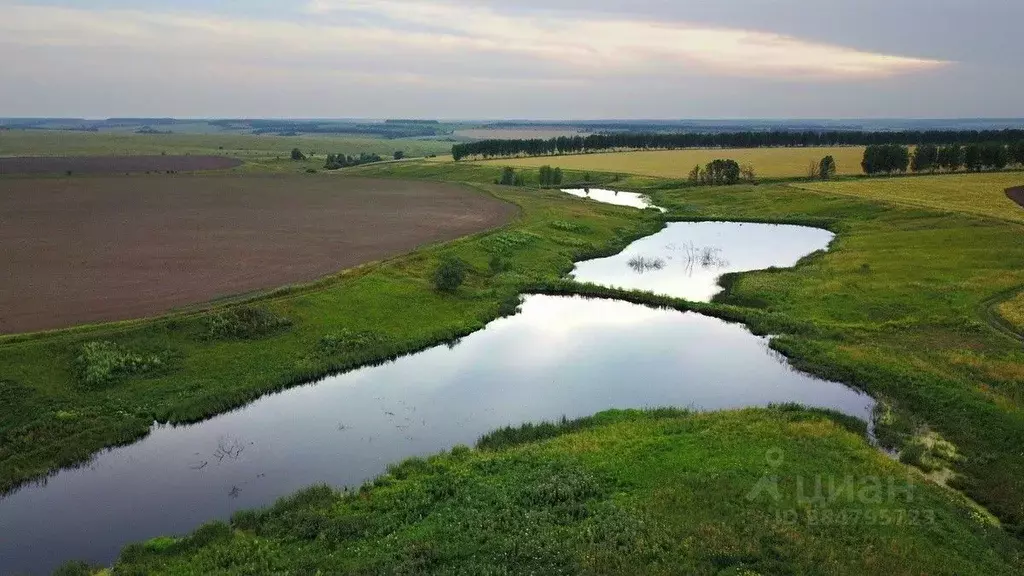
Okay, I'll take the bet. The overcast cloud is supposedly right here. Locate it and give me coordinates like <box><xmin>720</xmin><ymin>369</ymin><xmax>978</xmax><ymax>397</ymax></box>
<box><xmin>0</xmin><ymin>0</ymin><xmax>1019</xmax><ymax>118</ymax></box>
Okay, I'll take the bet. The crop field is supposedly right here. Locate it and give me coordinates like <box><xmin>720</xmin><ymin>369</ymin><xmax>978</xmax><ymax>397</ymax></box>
<box><xmin>0</xmin><ymin>155</ymin><xmax>241</xmax><ymax>175</ymax></box>
<box><xmin>0</xmin><ymin>175</ymin><xmax>516</xmax><ymax>334</ymax></box>
<box><xmin>473</xmin><ymin>146</ymin><xmax>866</xmax><ymax>179</ymax></box>
<box><xmin>0</xmin><ymin>130</ymin><xmax>452</xmax><ymax>159</ymax></box>
<box><xmin>796</xmin><ymin>173</ymin><xmax>1024</xmax><ymax>224</ymax></box>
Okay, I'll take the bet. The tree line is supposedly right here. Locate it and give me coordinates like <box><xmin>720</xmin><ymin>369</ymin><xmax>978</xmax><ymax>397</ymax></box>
<box><xmin>323</xmin><ymin>152</ymin><xmax>383</xmax><ymax>170</ymax></box>
<box><xmin>452</xmin><ymin>130</ymin><xmax>1024</xmax><ymax>161</ymax></box>
<box><xmin>862</xmin><ymin>142</ymin><xmax>1024</xmax><ymax>175</ymax></box>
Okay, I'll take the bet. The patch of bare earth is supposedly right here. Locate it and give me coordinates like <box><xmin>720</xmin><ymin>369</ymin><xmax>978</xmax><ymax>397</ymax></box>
<box><xmin>1006</xmin><ymin>186</ymin><xmax>1024</xmax><ymax>209</ymax></box>
<box><xmin>0</xmin><ymin>175</ymin><xmax>517</xmax><ymax>334</ymax></box>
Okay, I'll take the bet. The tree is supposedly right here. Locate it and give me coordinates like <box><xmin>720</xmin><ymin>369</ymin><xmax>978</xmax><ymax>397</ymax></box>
<box><xmin>552</xmin><ymin>167</ymin><xmax>563</xmax><ymax>185</ymax></box>
<box><xmin>433</xmin><ymin>256</ymin><xmax>467</xmax><ymax>292</ymax></box>
<box><xmin>910</xmin><ymin>144</ymin><xmax>938</xmax><ymax>173</ymax></box>
<box><xmin>393</xmin><ymin>151</ymin><xmax>405</xmax><ymax>160</ymax></box>
<box><xmin>498</xmin><ymin>167</ymin><xmax>517</xmax><ymax>186</ymax></box>
<box><xmin>963</xmin><ymin>144</ymin><xmax>983</xmax><ymax>172</ymax></box>
<box><xmin>688</xmin><ymin>164</ymin><xmax>701</xmax><ymax>184</ymax></box>
<box><xmin>937</xmin><ymin>144</ymin><xmax>963</xmax><ymax>172</ymax></box>
<box><xmin>740</xmin><ymin>164</ymin><xmax>756</xmax><ymax>183</ymax></box>
<box><xmin>1011</xmin><ymin>141</ymin><xmax>1024</xmax><ymax>166</ymax></box>
<box><xmin>703</xmin><ymin>159</ymin><xmax>741</xmax><ymax>185</ymax></box>
<box><xmin>861</xmin><ymin>145</ymin><xmax>909</xmax><ymax>175</ymax></box>
<box><xmin>290</xmin><ymin>148</ymin><xmax>306</xmax><ymax>161</ymax></box>
<box><xmin>818</xmin><ymin>155</ymin><xmax>837</xmax><ymax>179</ymax></box>
<box><xmin>979</xmin><ymin>143</ymin><xmax>1009</xmax><ymax>170</ymax></box>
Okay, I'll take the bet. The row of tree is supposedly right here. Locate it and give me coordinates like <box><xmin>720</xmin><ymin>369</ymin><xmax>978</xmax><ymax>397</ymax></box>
<box><xmin>324</xmin><ymin>152</ymin><xmax>383</xmax><ymax>170</ymax></box>
<box><xmin>452</xmin><ymin>130</ymin><xmax>1024</xmax><ymax>161</ymax></box>
<box><xmin>862</xmin><ymin>142</ymin><xmax>1024</xmax><ymax>175</ymax></box>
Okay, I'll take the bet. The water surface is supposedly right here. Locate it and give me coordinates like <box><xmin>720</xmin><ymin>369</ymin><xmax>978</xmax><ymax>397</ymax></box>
<box><xmin>561</xmin><ymin>187</ymin><xmax>663</xmax><ymax>211</ymax></box>
<box><xmin>0</xmin><ymin>296</ymin><xmax>872</xmax><ymax>574</ymax></box>
<box><xmin>572</xmin><ymin>221</ymin><xmax>834</xmax><ymax>302</ymax></box>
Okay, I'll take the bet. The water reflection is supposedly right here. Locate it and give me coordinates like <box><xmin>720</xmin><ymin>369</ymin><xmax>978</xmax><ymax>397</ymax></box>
<box><xmin>0</xmin><ymin>295</ymin><xmax>872</xmax><ymax>575</ymax></box>
<box><xmin>573</xmin><ymin>221</ymin><xmax>834</xmax><ymax>302</ymax></box>
<box><xmin>561</xmin><ymin>188</ymin><xmax>665</xmax><ymax>211</ymax></box>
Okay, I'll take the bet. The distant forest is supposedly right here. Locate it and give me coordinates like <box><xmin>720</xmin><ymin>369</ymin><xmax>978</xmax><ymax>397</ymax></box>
<box><xmin>451</xmin><ymin>130</ymin><xmax>1024</xmax><ymax>161</ymax></box>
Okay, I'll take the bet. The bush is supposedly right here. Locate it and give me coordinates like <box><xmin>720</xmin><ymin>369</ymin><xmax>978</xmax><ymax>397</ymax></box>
<box><xmin>489</xmin><ymin>254</ymin><xmax>507</xmax><ymax>275</ymax></box>
<box><xmin>207</xmin><ymin>307</ymin><xmax>292</xmax><ymax>340</ymax></box>
<box><xmin>75</xmin><ymin>341</ymin><xmax>164</xmax><ymax>388</ymax></box>
<box><xmin>433</xmin><ymin>256</ymin><xmax>468</xmax><ymax>292</ymax></box>
<box><xmin>290</xmin><ymin>148</ymin><xmax>306</xmax><ymax>161</ymax></box>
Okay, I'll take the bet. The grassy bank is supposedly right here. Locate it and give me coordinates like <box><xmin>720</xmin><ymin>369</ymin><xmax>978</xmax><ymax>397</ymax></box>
<box><xmin>611</xmin><ymin>174</ymin><xmax>1024</xmax><ymax>533</ymax></box>
<box><xmin>96</xmin><ymin>408</ymin><xmax>1021</xmax><ymax>575</ymax></box>
<box><xmin>0</xmin><ymin>174</ymin><xmax>661</xmax><ymax>495</ymax></box>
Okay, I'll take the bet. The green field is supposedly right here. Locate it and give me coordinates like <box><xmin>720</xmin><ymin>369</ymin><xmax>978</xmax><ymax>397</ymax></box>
<box><xmin>0</xmin><ymin>130</ymin><xmax>452</xmax><ymax>160</ymax></box>
<box><xmin>473</xmin><ymin>146</ymin><xmax>867</xmax><ymax>179</ymax></box>
<box><xmin>3</xmin><ymin>156</ymin><xmax>1024</xmax><ymax>572</ymax></box>
<box><xmin>795</xmin><ymin>172</ymin><xmax>1024</xmax><ymax>224</ymax></box>
<box><xmin>104</xmin><ymin>408</ymin><xmax>1020</xmax><ymax>575</ymax></box>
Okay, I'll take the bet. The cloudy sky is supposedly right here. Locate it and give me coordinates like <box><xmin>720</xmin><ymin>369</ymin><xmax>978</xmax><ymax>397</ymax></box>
<box><xmin>1</xmin><ymin>0</ymin><xmax>1020</xmax><ymax>119</ymax></box>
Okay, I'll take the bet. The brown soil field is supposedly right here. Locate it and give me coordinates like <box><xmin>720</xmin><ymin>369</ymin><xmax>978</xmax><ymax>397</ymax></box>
<box><xmin>1007</xmin><ymin>186</ymin><xmax>1024</xmax><ymax>209</ymax></box>
<box><xmin>0</xmin><ymin>175</ymin><xmax>516</xmax><ymax>334</ymax></box>
<box><xmin>0</xmin><ymin>155</ymin><xmax>242</xmax><ymax>175</ymax></box>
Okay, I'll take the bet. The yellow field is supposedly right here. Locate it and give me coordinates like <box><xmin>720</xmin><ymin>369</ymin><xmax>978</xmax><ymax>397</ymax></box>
<box><xmin>796</xmin><ymin>172</ymin><xmax>1024</xmax><ymax>224</ymax></box>
<box><xmin>997</xmin><ymin>291</ymin><xmax>1024</xmax><ymax>330</ymax></box>
<box><xmin>473</xmin><ymin>146</ymin><xmax>866</xmax><ymax>179</ymax></box>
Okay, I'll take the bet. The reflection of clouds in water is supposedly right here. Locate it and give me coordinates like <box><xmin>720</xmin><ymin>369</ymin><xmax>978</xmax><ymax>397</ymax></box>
<box><xmin>574</xmin><ymin>222</ymin><xmax>833</xmax><ymax>302</ymax></box>
<box><xmin>561</xmin><ymin>188</ymin><xmax>660</xmax><ymax>211</ymax></box>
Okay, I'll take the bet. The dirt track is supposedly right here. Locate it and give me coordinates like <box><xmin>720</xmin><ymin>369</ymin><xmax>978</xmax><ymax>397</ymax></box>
<box><xmin>0</xmin><ymin>155</ymin><xmax>242</xmax><ymax>175</ymax></box>
<box><xmin>0</xmin><ymin>175</ymin><xmax>517</xmax><ymax>334</ymax></box>
<box><xmin>1007</xmin><ymin>186</ymin><xmax>1024</xmax><ymax>209</ymax></box>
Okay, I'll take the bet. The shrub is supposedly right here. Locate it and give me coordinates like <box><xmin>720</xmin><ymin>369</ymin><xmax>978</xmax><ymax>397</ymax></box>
<box><xmin>433</xmin><ymin>256</ymin><xmax>468</xmax><ymax>292</ymax></box>
<box><xmin>489</xmin><ymin>254</ymin><xmax>507</xmax><ymax>275</ymax></box>
<box><xmin>75</xmin><ymin>341</ymin><xmax>164</xmax><ymax>388</ymax></box>
<box><xmin>290</xmin><ymin>148</ymin><xmax>306</xmax><ymax>161</ymax></box>
<box><xmin>207</xmin><ymin>307</ymin><xmax>292</xmax><ymax>340</ymax></box>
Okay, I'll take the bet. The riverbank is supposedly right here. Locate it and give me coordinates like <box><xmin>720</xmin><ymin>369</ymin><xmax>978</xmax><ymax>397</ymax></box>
<box><xmin>98</xmin><ymin>408</ymin><xmax>1021</xmax><ymax>575</ymax></box>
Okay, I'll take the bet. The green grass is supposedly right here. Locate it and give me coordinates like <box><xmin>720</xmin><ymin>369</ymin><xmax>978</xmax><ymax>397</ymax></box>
<box><xmin>0</xmin><ymin>130</ymin><xmax>452</xmax><ymax>160</ymax></box>
<box><xmin>0</xmin><ymin>171</ymin><xmax>661</xmax><ymax>496</ymax></box>
<box><xmin>624</xmin><ymin>176</ymin><xmax>1024</xmax><ymax>533</ymax></box>
<box><xmin>106</xmin><ymin>408</ymin><xmax>1021</xmax><ymax>575</ymax></box>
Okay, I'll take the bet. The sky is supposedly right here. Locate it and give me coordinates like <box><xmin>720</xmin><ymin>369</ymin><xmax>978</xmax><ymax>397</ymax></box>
<box><xmin>0</xmin><ymin>0</ymin><xmax>1020</xmax><ymax>119</ymax></box>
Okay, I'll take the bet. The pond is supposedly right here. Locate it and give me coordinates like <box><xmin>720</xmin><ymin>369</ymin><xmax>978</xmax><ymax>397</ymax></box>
<box><xmin>572</xmin><ymin>221</ymin><xmax>835</xmax><ymax>302</ymax></box>
<box><xmin>0</xmin><ymin>190</ymin><xmax>870</xmax><ymax>575</ymax></box>
<box><xmin>561</xmin><ymin>187</ymin><xmax>664</xmax><ymax>211</ymax></box>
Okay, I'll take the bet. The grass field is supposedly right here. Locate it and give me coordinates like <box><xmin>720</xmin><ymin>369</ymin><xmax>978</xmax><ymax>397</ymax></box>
<box><xmin>796</xmin><ymin>172</ymin><xmax>1024</xmax><ymax>224</ymax></box>
<box><xmin>0</xmin><ymin>130</ymin><xmax>452</xmax><ymax>159</ymax></box>
<box><xmin>473</xmin><ymin>146</ymin><xmax>867</xmax><ymax>179</ymax></box>
<box><xmin>998</xmin><ymin>292</ymin><xmax>1024</xmax><ymax>331</ymax></box>
<box><xmin>102</xmin><ymin>408</ymin><xmax>1021</xmax><ymax>575</ymax></box>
